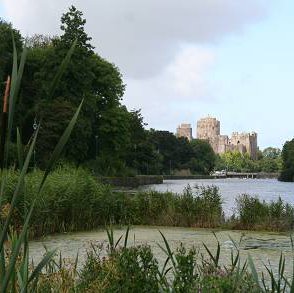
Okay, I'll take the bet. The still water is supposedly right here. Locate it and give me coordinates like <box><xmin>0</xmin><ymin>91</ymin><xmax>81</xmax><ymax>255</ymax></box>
<box><xmin>141</xmin><ymin>178</ymin><xmax>294</xmax><ymax>216</ymax></box>
<box><xmin>29</xmin><ymin>226</ymin><xmax>293</xmax><ymax>277</ymax></box>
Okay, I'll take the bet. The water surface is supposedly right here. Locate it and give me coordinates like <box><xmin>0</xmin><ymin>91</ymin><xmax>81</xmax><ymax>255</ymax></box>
<box><xmin>141</xmin><ymin>178</ymin><xmax>294</xmax><ymax>216</ymax></box>
<box><xmin>29</xmin><ymin>226</ymin><xmax>293</xmax><ymax>277</ymax></box>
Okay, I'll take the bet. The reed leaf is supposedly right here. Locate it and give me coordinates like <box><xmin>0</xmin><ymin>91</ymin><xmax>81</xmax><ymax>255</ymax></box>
<box><xmin>28</xmin><ymin>249</ymin><xmax>57</xmax><ymax>283</ymax></box>
<box><xmin>248</xmin><ymin>254</ymin><xmax>261</xmax><ymax>290</ymax></box>
<box><xmin>47</xmin><ymin>39</ymin><xmax>77</xmax><ymax>100</ymax></box>
<box><xmin>16</xmin><ymin>128</ymin><xmax>24</xmax><ymax>169</ymax></box>
<box><xmin>38</xmin><ymin>99</ymin><xmax>83</xmax><ymax>193</ymax></box>
<box><xmin>7</xmin><ymin>44</ymin><xmax>27</xmax><ymax>143</ymax></box>
<box><xmin>159</xmin><ymin>230</ymin><xmax>176</xmax><ymax>269</ymax></box>
<box><xmin>124</xmin><ymin>226</ymin><xmax>130</xmax><ymax>248</ymax></box>
<box><xmin>0</xmin><ymin>126</ymin><xmax>39</xmax><ymax>253</ymax></box>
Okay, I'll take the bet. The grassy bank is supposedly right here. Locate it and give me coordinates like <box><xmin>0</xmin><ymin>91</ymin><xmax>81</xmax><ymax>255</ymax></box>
<box><xmin>1</xmin><ymin>166</ymin><xmax>294</xmax><ymax>237</ymax></box>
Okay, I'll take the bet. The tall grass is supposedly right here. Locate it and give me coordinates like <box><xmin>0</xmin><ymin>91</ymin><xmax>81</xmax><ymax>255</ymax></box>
<box><xmin>234</xmin><ymin>194</ymin><xmax>294</xmax><ymax>231</ymax></box>
<box><xmin>1</xmin><ymin>178</ymin><xmax>224</xmax><ymax>237</ymax></box>
<box><xmin>3</xmin><ymin>170</ymin><xmax>294</xmax><ymax>238</ymax></box>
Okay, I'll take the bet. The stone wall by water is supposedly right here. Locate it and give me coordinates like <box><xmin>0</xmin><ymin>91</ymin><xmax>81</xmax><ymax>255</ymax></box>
<box><xmin>99</xmin><ymin>175</ymin><xmax>163</xmax><ymax>187</ymax></box>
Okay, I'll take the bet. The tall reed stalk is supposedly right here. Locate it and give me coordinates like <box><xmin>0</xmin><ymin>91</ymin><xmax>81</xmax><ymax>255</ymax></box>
<box><xmin>0</xmin><ymin>34</ymin><xmax>82</xmax><ymax>292</ymax></box>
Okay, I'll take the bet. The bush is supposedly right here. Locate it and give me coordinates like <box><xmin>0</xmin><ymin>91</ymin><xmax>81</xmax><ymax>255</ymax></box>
<box><xmin>234</xmin><ymin>194</ymin><xmax>294</xmax><ymax>231</ymax></box>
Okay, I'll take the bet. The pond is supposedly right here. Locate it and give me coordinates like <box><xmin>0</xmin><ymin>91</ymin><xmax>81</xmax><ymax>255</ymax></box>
<box><xmin>29</xmin><ymin>226</ymin><xmax>294</xmax><ymax>277</ymax></box>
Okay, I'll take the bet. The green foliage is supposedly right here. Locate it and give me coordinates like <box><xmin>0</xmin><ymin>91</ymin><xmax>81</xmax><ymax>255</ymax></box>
<box><xmin>147</xmin><ymin>130</ymin><xmax>216</xmax><ymax>175</ymax></box>
<box><xmin>12</xmin><ymin>6</ymin><xmax>125</xmax><ymax>169</ymax></box>
<box><xmin>0</xmin><ymin>34</ymin><xmax>82</xmax><ymax>291</ymax></box>
<box><xmin>78</xmin><ymin>245</ymin><xmax>159</xmax><ymax>292</ymax></box>
<box><xmin>1</xmin><ymin>174</ymin><xmax>224</xmax><ymax>236</ymax></box>
<box><xmin>234</xmin><ymin>194</ymin><xmax>294</xmax><ymax>230</ymax></box>
<box><xmin>279</xmin><ymin>139</ymin><xmax>294</xmax><ymax>182</ymax></box>
<box><xmin>217</xmin><ymin>151</ymin><xmax>256</xmax><ymax>172</ymax></box>
<box><xmin>216</xmin><ymin>148</ymin><xmax>282</xmax><ymax>173</ymax></box>
<box><xmin>263</xmin><ymin>147</ymin><xmax>281</xmax><ymax>159</ymax></box>
<box><xmin>188</xmin><ymin>139</ymin><xmax>216</xmax><ymax>174</ymax></box>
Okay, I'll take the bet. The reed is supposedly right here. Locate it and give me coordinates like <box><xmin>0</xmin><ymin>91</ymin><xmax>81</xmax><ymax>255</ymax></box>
<box><xmin>0</xmin><ymin>34</ymin><xmax>82</xmax><ymax>292</ymax></box>
<box><xmin>234</xmin><ymin>194</ymin><xmax>294</xmax><ymax>231</ymax></box>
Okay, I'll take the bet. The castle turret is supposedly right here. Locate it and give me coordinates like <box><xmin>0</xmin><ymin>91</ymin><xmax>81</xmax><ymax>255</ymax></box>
<box><xmin>176</xmin><ymin>123</ymin><xmax>192</xmax><ymax>141</ymax></box>
<box><xmin>197</xmin><ymin>117</ymin><xmax>220</xmax><ymax>140</ymax></box>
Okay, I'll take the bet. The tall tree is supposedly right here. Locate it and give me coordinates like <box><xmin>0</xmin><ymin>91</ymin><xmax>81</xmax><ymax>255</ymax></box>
<box><xmin>279</xmin><ymin>139</ymin><xmax>294</xmax><ymax>182</ymax></box>
<box><xmin>15</xmin><ymin>6</ymin><xmax>125</xmax><ymax>166</ymax></box>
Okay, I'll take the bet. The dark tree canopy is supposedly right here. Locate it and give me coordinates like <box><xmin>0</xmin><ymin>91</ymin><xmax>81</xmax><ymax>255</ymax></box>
<box><xmin>279</xmin><ymin>139</ymin><xmax>294</xmax><ymax>182</ymax></box>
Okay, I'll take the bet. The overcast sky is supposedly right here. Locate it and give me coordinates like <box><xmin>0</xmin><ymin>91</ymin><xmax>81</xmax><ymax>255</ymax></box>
<box><xmin>0</xmin><ymin>0</ymin><xmax>293</xmax><ymax>149</ymax></box>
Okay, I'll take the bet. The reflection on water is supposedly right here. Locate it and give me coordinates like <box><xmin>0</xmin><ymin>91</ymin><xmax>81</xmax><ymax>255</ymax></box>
<box><xmin>141</xmin><ymin>178</ymin><xmax>294</xmax><ymax>216</ymax></box>
<box><xmin>29</xmin><ymin>226</ymin><xmax>294</xmax><ymax>277</ymax></box>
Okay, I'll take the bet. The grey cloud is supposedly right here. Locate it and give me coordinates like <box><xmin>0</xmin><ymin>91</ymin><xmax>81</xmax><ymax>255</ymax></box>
<box><xmin>4</xmin><ymin>0</ymin><xmax>269</xmax><ymax>78</ymax></box>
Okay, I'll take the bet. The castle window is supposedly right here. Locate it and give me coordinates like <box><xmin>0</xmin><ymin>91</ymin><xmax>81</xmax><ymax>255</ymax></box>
<box><xmin>237</xmin><ymin>140</ymin><xmax>240</xmax><ymax>144</ymax></box>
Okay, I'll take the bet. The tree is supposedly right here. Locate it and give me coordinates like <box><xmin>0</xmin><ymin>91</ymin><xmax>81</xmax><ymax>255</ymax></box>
<box><xmin>219</xmin><ymin>151</ymin><xmax>255</xmax><ymax>172</ymax></box>
<box><xmin>262</xmin><ymin>147</ymin><xmax>281</xmax><ymax>159</ymax></box>
<box><xmin>59</xmin><ymin>5</ymin><xmax>94</xmax><ymax>53</ymax></box>
<box><xmin>188</xmin><ymin>139</ymin><xmax>216</xmax><ymax>174</ymax></box>
<box><xmin>279</xmin><ymin>139</ymin><xmax>294</xmax><ymax>182</ymax></box>
<box><xmin>147</xmin><ymin>130</ymin><xmax>187</xmax><ymax>174</ymax></box>
<box><xmin>36</xmin><ymin>98</ymin><xmax>91</xmax><ymax>166</ymax></box>
<box><xmin>13</xmin><ymin>6</ymin><xmax>125</xmax><ymax>167</ymax></box>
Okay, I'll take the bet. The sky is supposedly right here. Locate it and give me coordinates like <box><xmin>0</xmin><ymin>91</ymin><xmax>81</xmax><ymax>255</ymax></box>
<box><xmin>0</xmin><ymin>0</ymin><xmax>293</xmax><ymax>149</ymax></box>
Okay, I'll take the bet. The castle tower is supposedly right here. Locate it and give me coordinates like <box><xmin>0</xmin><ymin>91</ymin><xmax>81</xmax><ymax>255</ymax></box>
<box><xmin>230</xmin><ymin>132</ymin><xmax>258</xmax><ymax>159</ymax></box>
<box><xmin>197</xmin><ymin>117</ymin><xmax>220</xmax><ymax>140</ymax></box>
<box><xmin>176</xmin><ymin>123</ymin><xmax>192</xmax><ymax>141</ymax></box>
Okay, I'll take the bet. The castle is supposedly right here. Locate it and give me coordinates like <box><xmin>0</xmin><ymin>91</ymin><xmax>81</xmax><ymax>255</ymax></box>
<box><xmin>176</xmin><ymin>117</ymin><xmax>258</xmax><ymax>159</ymax></box>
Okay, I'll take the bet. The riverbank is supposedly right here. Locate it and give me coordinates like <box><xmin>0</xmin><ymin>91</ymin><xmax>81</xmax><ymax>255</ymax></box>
<box><xmin>1</xmin><ymin>167</ymin><xmax>293</xmax><ymax>239</ymax></box>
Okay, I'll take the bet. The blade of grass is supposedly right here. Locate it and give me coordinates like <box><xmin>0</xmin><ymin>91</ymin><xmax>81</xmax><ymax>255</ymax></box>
<box><xmin>7</xmin><ymin>45</ymin><xmax>27</xmax><ymax>143</ymax></box>
<box><xmin>0</xmin><ymin>126</ymin><xmax>39</xmax><ymax>252</ymax></box>
<box><xmin>248</xmin><ymin>254</ymin><xmax>261</xmax><ymax>290</ymax></box>
<box><xmin>17</xmin><ymin>128</ymin><xmax>24</xmax><ymax>169</ymax></box>
<box><xmin>159</xmin><ymin>230</ymin><xmax>176</xmax><ymax>269</ymax></box>
<box><xmin>28</xmin><ymin>249</ymin><xmax>57</xmax><ymax>283</ymax></box>
<box><xmin>124</xmin><ymin>226</ymin><xmax>130</xmax><ymax>248</ymax></box>
<box><xmin>38</xmin><ymin>99</ymin><xmax>83</xmax><ymax>193</ymax></box>
<box><xmin>47</xmin><ymin>39</ymin><xmax>77</xmax><ymax>100</ymax></box>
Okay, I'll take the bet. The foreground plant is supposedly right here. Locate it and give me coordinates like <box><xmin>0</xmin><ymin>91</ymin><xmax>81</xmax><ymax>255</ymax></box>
<box><xmin>0</xmin><ymin>34</ymin><xmax>82</xmax><ymax>292</ymax></box>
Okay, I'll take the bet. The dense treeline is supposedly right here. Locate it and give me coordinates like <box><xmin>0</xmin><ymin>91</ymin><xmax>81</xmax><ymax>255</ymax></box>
<box><xmin>215</xmin><ymin>147</ymin><xmax>282</xmax><ymax>173</ymax></box>
<box><xmin>0</xmin><ymin>6</ymin><xmax>216</xmax><ymax>176</ymax></box>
